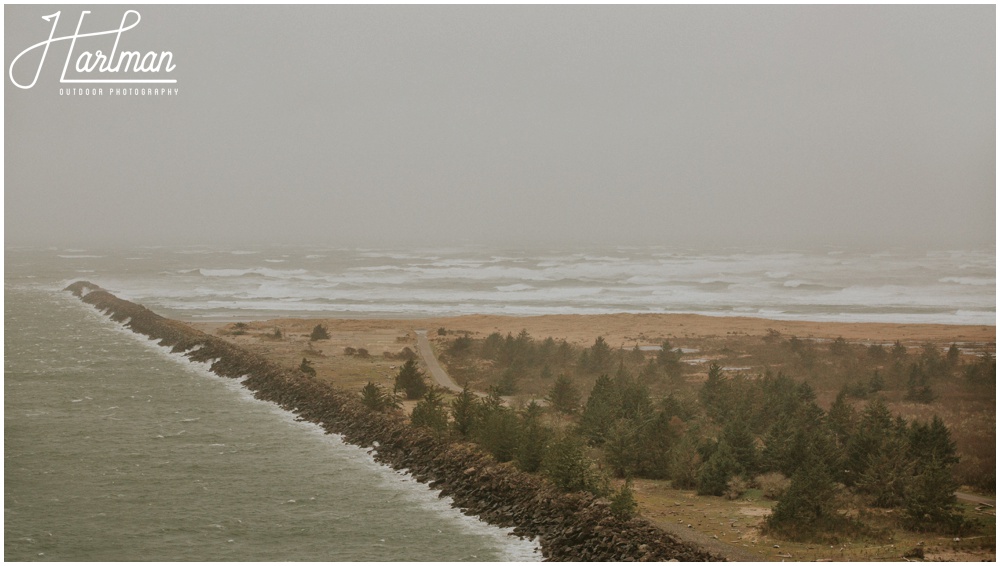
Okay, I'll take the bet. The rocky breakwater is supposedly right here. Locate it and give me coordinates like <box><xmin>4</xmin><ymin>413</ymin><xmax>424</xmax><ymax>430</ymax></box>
<box><xmin>66</xmin><ymin>281</ymin><xmax>724</xmax><ymax>562</ymax></box>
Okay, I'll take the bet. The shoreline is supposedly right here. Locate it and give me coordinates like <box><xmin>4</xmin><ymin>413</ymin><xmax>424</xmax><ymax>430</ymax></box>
<box><xmin>191</xmin><ymin>311</ymin><xmax>995</xmax><ymax>348</ymax></box>
<box><xmin>168</xmin><ymin>308</ymin><xmax>995</xmax><ymax>330</ymax></box>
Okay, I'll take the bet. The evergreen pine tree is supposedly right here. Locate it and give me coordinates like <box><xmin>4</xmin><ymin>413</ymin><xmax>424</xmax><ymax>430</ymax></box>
<box><xmin>610</xmin><ymin>478</ymin><xmax>639</xmax><ymax>519</ymax></box>
<box><xmin>765</xmin><ymin>451</ymin><xmax>841</xmax><ymax>541</ymax></box>
<box><xmin>796</xmin><ymin>381</ymin><xmax>817</xmax><ymax>403</ymax></box>
<box><xmin>474</xmin><ymin>402</ymin><xmax>520</xmax><ymax>463</ymax></box>
<box><xmin>361</xmin><ymin>381</ymin><xmax>383</xmax><ymax>410</ymax></box>
<box><xmin>902</xmin><ymin>458</ymin><xmax>965</xmax><ymax>533</ymax></box>
<box><xmin>907</xmin><ymin>416</ymin><xmax>958</xmax><ymax>468</ymax></box>
<box><xmin>394</xmin><ymin>359</ymin><xmax>428</xmax><ymax>400</ymax></box>
<box><xmin>542</xmin><ymin>431</ymin><xmax>608</xmax><ymax>496</ymax></box>
<box><xmin>579</xmin><ymin>374</ymin><xmax>622</xmax><ymax>444</ymax></box>
<box><xmin>514</xmin><ymin>401</ymin><xmax>550</xmax><ymax>473</ymax></box>
<box><xmin>540</xmin><ymin>364</ymin><xmax>553</xmax><ymax>380</ymax></box>
<box><xmin>360</xmin><ymin>381</ymin><xmax>398</xmax><ymax>411</ymax></box>
<box><xmin>450</xmin><ymin>384</ymin><xmax>479</xmax><ymax>438</ymax></box>
<box><xmin>759</xmin><ymin>371</ymin><xmax>799</xmax><ymax>423</ymax></box>
<box><xmin>638</xmin><ymin>358</ymin><xmax>661</xmax><ymax>384</ymax></box>
<box><xmin>721</xmin><ymin>417</ymin><xmax>758</xmax><ymax>478</ymax></box>
<box><xmin>588</xmin><ymin>336</ymin><xmax>613</xmax><ymax>373</ymax></box>
<box><xmin>538</xmin><ymin>337</ymin><xmax>556</xmax><ymax>363</ymax></box>
<box><xmin>616</xmin><ymin>365</ymin><xmax>653</xmax><ymax>420</ymax></box>
<box><xmin>964</xmin><ymin>352</ymin><xmax>995</xmax><ymax>384</ymax></box>
<box><xmin>898</xmin><ymin>415</ymin><xmax>965</xmax><ymax>530</ymax></box>
<box><xmin>496</xmin><ymin>367</ymin><xmax>518</xmax><ymax>395</ymax></box>
<box><xmin>844</xmin><ymin>398</ymin><xmax>893</xmax><ymax>486</ymax></box>
<box><xmin>410</xmin><ymin>389</ymin><xmax>449</xmax><ymax>432</ymax></box>
<box><xmin>760</xmin><ymin>416</ymin><xmax>795</xmax><ymax>476</ymax></box>
<box><xmin>827</xmin><ymin>389</ymin><xmax>856</xmax><ymax>447</ymax></box>
<box><xmin>604</xmin><ymin>418</ymin><xmax>641</xmax><ymax>477</ymax></box>
<box><xmin>546</xmin><ymin>373</ymin><xmax>582</xmax><ymax>415</ymax></box>
<box><xmin>946</xmin><ymin>343</ymin><xmax>961</xmax><ymax>367</ymax></box>
<box><xmin>657</xmin><ymin>340</ymin><xmax>684</xmax><ymax>380</ymax></box>
<box><xmin>697</xmin><ymin>439</ymin><xmax>740</xmax><ymax>496</ymax></box>
<box><xmin>699</xmin><ymin>363</ymin><xmax>729</xmax><ymax>421</ymax></box>
<box><xmin>629</xmin><ymin>343</ymin><xmax>645</xmax><ymax>365</ymax></box>
<box><xmin>556</xmin><ymin>339</ymin><xmax>574</xmax><ymax>364</ymax></box>
<box><xmin>633</xmin><ymin>410</ymin><xmax>677</xmax><ymax>479</ymax></box>
<box><xmin>854</xmin><ymin>412</ymin><xmax>913</xmax><ymax>508</ymax></box>
<box><xmin>787</xmin><ymin>401</ymin><xmax>838</xmax><ymax>481</ymax></box>
<box><xmin>667</xmin><ymin>430</ymin><xmax>701</xmax><ymax>489</ymax></box>
<box><xmin>868</xmin><ymin>370</ymin><xmax>884</xmax><ymax>393</ymax></box>
<box><xmin>867</xmin><ymin>343</ymin><xmax>888</xmax><ymax>361</ymax></box>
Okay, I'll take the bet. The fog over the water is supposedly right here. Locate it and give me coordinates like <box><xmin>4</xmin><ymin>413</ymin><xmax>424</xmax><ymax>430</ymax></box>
<box><xmin>4</xmin><ymin>5</ymin><xmax>995</xmax><ymax>249</ymax></box>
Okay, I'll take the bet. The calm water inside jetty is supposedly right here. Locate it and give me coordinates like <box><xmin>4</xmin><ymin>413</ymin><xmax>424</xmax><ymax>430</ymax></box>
<box><xmin>4</xmin><ymin>285</ymin><xmax>539</xmax><ymax>561</ymax></box>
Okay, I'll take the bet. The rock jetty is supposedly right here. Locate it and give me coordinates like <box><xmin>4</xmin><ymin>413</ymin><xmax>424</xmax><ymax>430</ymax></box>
<box><xmin>66</xmin><ymin>281</ymin><xmax>724</xmax><ymax>562</ymax></box>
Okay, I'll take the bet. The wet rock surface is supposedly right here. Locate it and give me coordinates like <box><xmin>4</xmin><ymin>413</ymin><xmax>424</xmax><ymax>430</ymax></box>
<box><xmin>66</xmin><ymin>281</ymin><xmax>724</xmax><ymax>562</ymax></box>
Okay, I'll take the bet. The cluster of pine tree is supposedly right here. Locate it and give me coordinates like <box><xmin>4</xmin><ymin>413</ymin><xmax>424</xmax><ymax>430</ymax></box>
<box><xmin>375</xmin><ymin>360</ymin><xmax>617</xmax><ymax>501</ymax></box>
<box><xmin>575</xmin><ymin>360</ymin><xmax>970</xmax><ymax>540</ymax></box>
<box><xmin>963</xmin><ymin>351</ymin><xmax>996</xmax><ymax>385</ymax></box>
<box><xmin>417</xmin><ymin>382</ymin><xmax>612</xmax><ymax>498</ymax></box>
<box><xmin>370</xmin><ymin>333</ymin><xmax>980</xmax><ymax>540</ymax></box>
<box><xmin>445</xmin><ymin>331</ymin><xmax>685</xmax><ymax>396</ymax></box>
<box><xmin>464</xmin><ymin>330</ymin><xmax>578</xmax><ymax>394</ymax></box>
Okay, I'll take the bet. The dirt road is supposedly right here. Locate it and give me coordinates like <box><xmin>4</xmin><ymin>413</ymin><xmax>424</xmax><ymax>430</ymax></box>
<box><xmin>414</xmin><ymin>330</ymin><xmax>463</xmax><ymax>392</ymax></box>
<box><xmin>956</xmin><ymin>491</ymin><xmax>995</xmax><ymax>507</ymax></box>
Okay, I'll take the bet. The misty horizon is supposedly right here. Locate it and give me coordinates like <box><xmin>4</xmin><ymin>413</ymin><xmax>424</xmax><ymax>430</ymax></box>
<box><xmin>5</xmin><ymin>5</ymin><xmax>995</xmax><ymax>251</ymax></box>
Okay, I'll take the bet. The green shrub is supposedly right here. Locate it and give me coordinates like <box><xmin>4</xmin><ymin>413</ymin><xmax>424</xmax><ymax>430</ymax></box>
<box><xmin>310</xmin><ymin>324</ymin><xmax>330</xmax><ymax>341</ymax></box>
<box><xmin>299</xmin><ymin>358</ymin><xmax>316</xmax><ymax>377</ymax></box>
<box><xmin>610</xmin><ymin>479</ymin><xmax>638</xmax><ymax>519</ymax></box>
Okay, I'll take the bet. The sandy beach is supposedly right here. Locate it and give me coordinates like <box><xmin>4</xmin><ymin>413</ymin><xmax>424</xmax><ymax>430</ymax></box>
<box><xmin>194</xmin><ymin>312</ymin><xmax>995</xmax><ymax>350</ymax></box>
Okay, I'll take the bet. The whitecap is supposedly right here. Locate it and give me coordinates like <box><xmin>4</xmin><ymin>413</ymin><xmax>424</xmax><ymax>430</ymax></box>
<box><xmin>495</xmin><ymin>284</ymin><xmax>534</xmax><ymax>292</ymax></box>
<box><xmin>940</xmin><ymin>276</ymin><xmax>995</xmax><ymax>286</ymax></box>
<box><xmin>198</xmin><ymin>268</ymin><xmax>308</xmax><ymax>278</ymax></box>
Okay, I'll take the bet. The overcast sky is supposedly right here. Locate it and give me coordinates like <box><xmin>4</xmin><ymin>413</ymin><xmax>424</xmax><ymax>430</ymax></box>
<box><xmin>5</xmin><ymin>5</ymin><xmax>995</xmax><ymax>249</ymax></box>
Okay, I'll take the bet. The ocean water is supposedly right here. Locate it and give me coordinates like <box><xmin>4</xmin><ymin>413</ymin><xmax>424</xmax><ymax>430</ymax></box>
<box><xmin>4</xmin><ymin>245</ymin><xmax>994</xmax><ymax>560</ymax></box>
<box><xmin>6</xmin><ymin>244</ymin><xmax>995</xmax><ymax>324</ymax></box>
<box><xmin>4</xmin><ymin>286</ymin><xmax>540</xmax><ymax>561</ymax></box>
